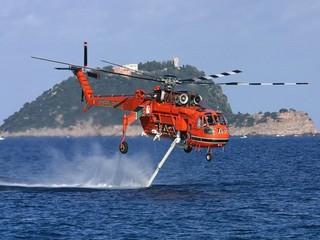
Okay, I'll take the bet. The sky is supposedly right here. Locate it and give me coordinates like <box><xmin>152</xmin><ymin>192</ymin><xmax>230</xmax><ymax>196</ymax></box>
<box><xmin>0</xmin><ymin>0</ymin><xmax>319</xmax><ymax>129</ymax></box>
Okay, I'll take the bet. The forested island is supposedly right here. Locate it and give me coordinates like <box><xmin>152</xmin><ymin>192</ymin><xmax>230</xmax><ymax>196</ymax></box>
<box><xmin>0</xmin><ymin>60</ymin><xmax>317</xmax><ymax>136</ymax></box>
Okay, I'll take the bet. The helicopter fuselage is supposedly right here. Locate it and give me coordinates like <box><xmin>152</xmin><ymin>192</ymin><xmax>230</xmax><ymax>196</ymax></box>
<box><xmin>140</xmin><ymin>94</ymin><xmax>229</xmax><ymax>149</ymax></box>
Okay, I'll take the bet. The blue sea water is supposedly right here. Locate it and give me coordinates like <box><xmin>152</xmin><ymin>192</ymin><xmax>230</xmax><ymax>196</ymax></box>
<box><xmin>0</xmin><ymin>136</ymin><xmax>319</xmax><ymax>239</ymax></box>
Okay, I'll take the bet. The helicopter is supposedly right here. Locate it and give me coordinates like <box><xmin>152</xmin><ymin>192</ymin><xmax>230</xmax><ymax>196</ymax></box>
<box><xmin>32</xmin><ymin>42</ymin><xmax>308</xmax><ymax>162</ymax></box>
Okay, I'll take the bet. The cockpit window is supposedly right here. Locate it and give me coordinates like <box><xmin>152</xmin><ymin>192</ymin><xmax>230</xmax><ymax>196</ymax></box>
<box><xmin>204</xmin><ymin>113</ymin><xmax>227</xmax><ymax>125</ymax></box>
<box><xmin>206</xmin><ymin>115</ymin><xmax>214</xmax><ymax>125</ymax></box>
<box><xmin>217</xmin><ymin>114</ymin><xmax>227</xmax><ymax>125</ymax></box>
<box><xmin>213</xmin><ymin>115</ymin><xmax>219</xmax><ymax>124</ymax></box>
<box><xmin>204</xmin><ymin>114</ymin><xmax>216</xmax><ymax>126</ymax></box>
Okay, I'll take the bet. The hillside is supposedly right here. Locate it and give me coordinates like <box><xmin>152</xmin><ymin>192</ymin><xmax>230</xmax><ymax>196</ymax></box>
<box><xmin>229</xmin><ymin>109</ymin><xmax>317</xmax><ymax>136</ymax></box>
<box><xmin>0</xmin><ymin>61</ymin><xmax>232</xmax><ymax>133</ymax></box>
<box><xmin>1</xmin><ymin>61</ymin><xmax>317</xmax><ymax>137</ymax></box>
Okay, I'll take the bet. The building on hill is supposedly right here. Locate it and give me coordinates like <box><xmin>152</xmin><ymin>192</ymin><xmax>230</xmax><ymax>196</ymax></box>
<box><xmin>112</xmin><ymin>64</ymin><xmax>138</xmax><ymax>76</ymax></box>
<box><xmin>173</xmin><ymin>57</ymin><xmax>180</xmax><ymax>69</ymax></box>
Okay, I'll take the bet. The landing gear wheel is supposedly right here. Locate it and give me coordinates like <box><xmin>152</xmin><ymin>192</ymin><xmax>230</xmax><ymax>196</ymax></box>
<box><xmin>119</xmin><ymin>141</ymin><xmax>128</xmax><ymax>154</ymax></box>
<box><xmin>184</xmin><ymin>145</ymin><xmax>193</xmax><ymax>153</ymax></box>
<box><xmin>206</xmin><ymin>153</ymin><xmax>212</xmax><ymax>161</ymax></box>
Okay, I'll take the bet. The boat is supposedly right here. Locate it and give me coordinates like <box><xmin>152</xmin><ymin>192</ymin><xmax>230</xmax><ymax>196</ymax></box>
<box><xmin>240</xmin><ymin>135</ymin><xmax>248</xmax><ymax>139</ymax></box>
<box><xmin>0</xmin><ymin>136</ymin><xmax>5</xmax><ymax>141</ymax></box>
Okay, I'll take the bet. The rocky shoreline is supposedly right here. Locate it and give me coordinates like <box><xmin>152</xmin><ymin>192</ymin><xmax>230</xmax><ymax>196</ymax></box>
<box><xmin>1</xmin><ymin>128</ymin><xmax>317</xmax><ymax>138</ymax></box>
<box><xmin>229</xmin><ymin>110</ymin><xmax>317</xmax><ymax>136</ymax></box>
<box><xmin>0</xmin><ymin>124</ymin><xmax>141</xmax><ymax>138</ymax></box>
<box><xmin>1</xmin><ymin>128</ymin><xmax>318</xmax><ymax>138</ymax></box>
<box><xmin>0</xmin><ymin>110</ymin><xmax>317</xmax><ymax>138</ymax></box>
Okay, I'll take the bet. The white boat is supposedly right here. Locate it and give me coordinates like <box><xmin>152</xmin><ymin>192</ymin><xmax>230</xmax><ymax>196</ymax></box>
<box><xmin>0</xmin><ymin>136</ymin><xmax>5</xmax><ymax>141</ymax></box>
<box><xmin>240</xmin><ymin>135</ymin><xmax>248</xmax><ymax>139</ymax></box>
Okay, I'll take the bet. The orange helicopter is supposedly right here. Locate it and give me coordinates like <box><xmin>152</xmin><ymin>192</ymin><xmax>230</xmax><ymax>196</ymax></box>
<box><xmin>32</xmin><ymin>42</ymin><xmax>308</xmax><ymax>161</ymax></box>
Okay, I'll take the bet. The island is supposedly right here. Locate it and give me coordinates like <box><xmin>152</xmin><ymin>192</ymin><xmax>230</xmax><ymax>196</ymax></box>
<box><xmin>0</xmin><ymin>60</ymin><xmax>317</xmax><ymax>137</ymax></box>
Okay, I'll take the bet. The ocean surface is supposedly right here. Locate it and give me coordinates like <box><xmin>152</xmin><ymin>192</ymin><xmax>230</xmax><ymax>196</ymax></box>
<box><xmin>0</xmin><ymin>136</ymin><xmax>319</xmax><ymax>239</ymax></box>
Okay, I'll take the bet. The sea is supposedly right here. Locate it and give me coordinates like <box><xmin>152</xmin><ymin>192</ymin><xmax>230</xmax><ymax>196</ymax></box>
<box><xmin>0</xmin><ymin>136</ymin><xmax>319</xmax><ymax>239</ymax></box>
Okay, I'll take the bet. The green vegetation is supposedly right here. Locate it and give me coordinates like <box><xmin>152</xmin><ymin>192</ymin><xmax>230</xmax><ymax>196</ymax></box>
<box><xmin>229</xmin><ymin>112</ymin><xmax>255</xmax><ymax>127</ymax></box>
<box><xmin>231</xmin><ymin>109</ymin><xmax>290</xmax><ymax>127</ymax></box>
<box><xmin>279</xmin><ymin>108</ymin><xmax>288</xmax><ymax>113</ymax></box>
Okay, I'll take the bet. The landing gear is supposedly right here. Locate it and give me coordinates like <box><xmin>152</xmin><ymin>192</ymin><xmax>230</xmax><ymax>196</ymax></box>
<box><xmin>184</xmin><ymin>145</ymin><xmax>192</xmax><ymax>153</ymax></box>
<box><xmin>206</xmin><ymin>153</ymin><xmax>212</xmax><ymax>161</ymax></box>
<box><xmin>119</xmin><ymin>141</ymin><xmax>128</xmax><ymax>154</ymax></box>
<box><xmin>206</xmin><ymin>147</ymin><xmax>213</xmax><ymax>161</ymax></box>
<box><xmin>119</xmin><ymin>112</ymin><xmax>139</xmax><ymax>154</ymax></box>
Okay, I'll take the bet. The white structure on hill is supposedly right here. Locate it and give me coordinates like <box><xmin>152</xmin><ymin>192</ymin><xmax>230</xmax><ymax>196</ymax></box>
<box><xmin>112</xmin><ymin>63</ymin><xmax>138</xmax><ymax>76</ymax></box>
<box><xmin>173</xmin><ymin>57</ymin><xmax>180</xmax><ymax>69</ymax></box>
<box><xmin>124</xmin><ymin>64</ymin><xmax>138</xmax><ymax>71</ymax></box>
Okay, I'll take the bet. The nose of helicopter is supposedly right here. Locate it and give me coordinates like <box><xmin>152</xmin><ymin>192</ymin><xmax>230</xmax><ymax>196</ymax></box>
<box><xmin>189</xmin><ymin>125</ymin><xmax>229</xmax><ymax>148</ymax></box>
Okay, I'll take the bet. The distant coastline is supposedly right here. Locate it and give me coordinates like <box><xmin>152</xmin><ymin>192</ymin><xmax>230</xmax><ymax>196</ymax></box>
<box><xmin>1</xmin><ymin>109</ymin><xmax>317</xmax><ymax>138</ymax></box>
<box><xmin>0</xmin><ymin>124</ymin><xmax>140</xmax><ymax>138</ymax></box>
<box><xmin>1</xmin><ymin>127</ymin><xmax>317</xmax><ymax>138</ymax></box>
<box><xmin>229</xmin><ymin>110</ymin><xmax>318</xmax><ymax>136</ymax></box>
<box><xmin>1</xmin><ymin>122</ymin><xmax>317</xmax><ymax>138</ymax></box>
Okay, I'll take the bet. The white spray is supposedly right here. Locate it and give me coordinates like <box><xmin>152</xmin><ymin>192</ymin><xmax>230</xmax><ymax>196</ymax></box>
<box><xmin>0</xmin><ymin>143</ymin><xmax>155</xmax><ymax>189</ymax></box>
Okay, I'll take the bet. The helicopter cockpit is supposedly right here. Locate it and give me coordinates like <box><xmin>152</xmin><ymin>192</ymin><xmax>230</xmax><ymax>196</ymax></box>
<box><xmin>205</xmin><ymin>113</ymin><xmax>227</xmax><ymax>125</ymax></box>
<box><xmin>197</xmin><ymin>112</ymin><xmax>227</xmax><ymax>128</ymax></box>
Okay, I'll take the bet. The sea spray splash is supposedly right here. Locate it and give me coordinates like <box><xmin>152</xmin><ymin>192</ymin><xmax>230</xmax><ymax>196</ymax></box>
<box><xmin>0</xmin><ymin>143</ymin><xmax>154</xmax><ymax>189</ymax></box>
<box><xmin>41</xmin><ymin>143</ymin><xmax>154</xmax><ymax>188</ymax></box>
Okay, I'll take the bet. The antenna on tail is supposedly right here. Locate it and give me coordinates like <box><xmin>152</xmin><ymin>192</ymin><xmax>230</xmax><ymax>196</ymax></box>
<box><xmin>84</xmin><ymin>41</ymin><xmax>88</xmax><ymax>68</ymax></box>
<box><xmin>81</xmin><ymin>41</ymin><xmax>88</xmax><ymax>102</ymax></box>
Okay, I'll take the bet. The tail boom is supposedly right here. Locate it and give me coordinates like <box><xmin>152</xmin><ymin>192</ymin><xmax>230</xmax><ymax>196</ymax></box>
<box><xmin>75</xmin><ymin>68</ymin><xmax>146</xmax><ymax>111</ymax></box>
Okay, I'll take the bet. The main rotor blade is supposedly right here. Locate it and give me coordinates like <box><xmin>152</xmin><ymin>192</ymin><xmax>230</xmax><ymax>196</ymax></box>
<box><xmin>217</xmin><ymin>82</ymin><xmax>309</xmax><ymax>86</ymax></box>
<box><xmin>32</xmin><ymin>56</ymin><xmax>78</xmax><ymax>67</ymax></box>
<box><xmin>202</xmin><ymin>70</ymin><xmax>242</xmax><ymax>80</ymax></box>
<box><xmin>178</xmin><ymin>80</ymin><xmax>309</xmax><ymax>86</ymax></box>
<box><xmin>31</xmin><ymin>56</ymin><xmax>163</xmax><ymax>83</ymax></box>
<box><xmin>101</xmin><ymin>59</ymin><xmax>159</xmax><ymax>80</ymax></box>
<box><xmin>180</xmin><ymin>69</ymin><xmax>242</xmax><ymax>83</ymax></box>
<box><xmin>98</xmin><ymin>68</ymin><xmax>162</xmax><ymax>82</ymax></box>
<box><xmin>55</xmin><ymin>67</ymin><xmax>71</xmax><ymax>70</ymax></box>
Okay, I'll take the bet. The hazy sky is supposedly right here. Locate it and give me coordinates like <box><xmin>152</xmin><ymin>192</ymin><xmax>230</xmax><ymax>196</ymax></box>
<box><xmin>0</xmin><ymin>0</ymin><xmax>319</xmax><ymax>128</ymax></box>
